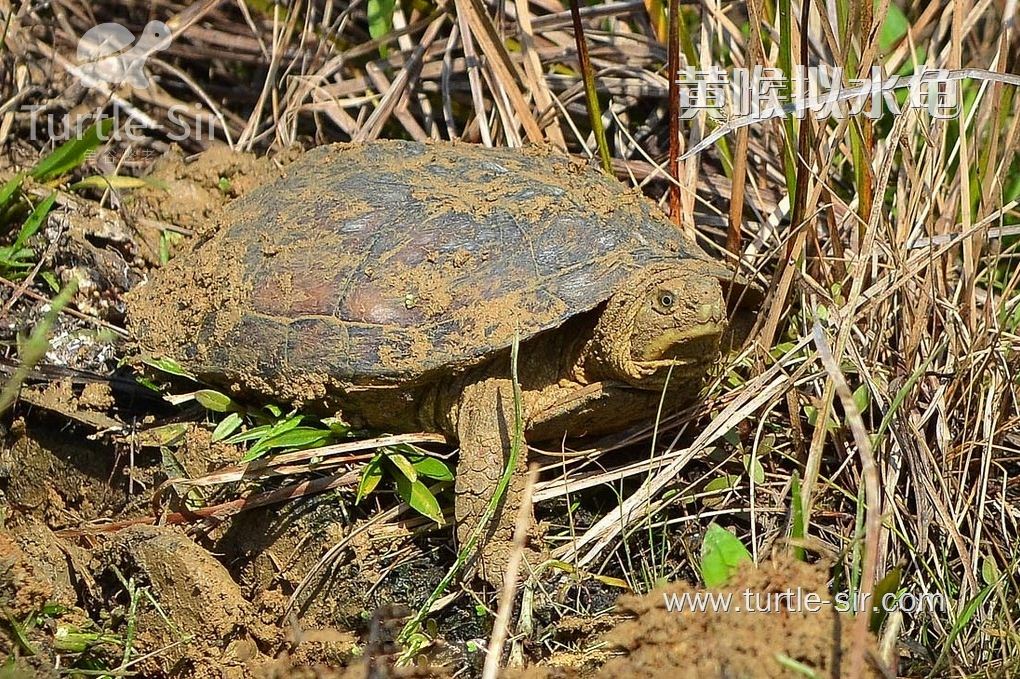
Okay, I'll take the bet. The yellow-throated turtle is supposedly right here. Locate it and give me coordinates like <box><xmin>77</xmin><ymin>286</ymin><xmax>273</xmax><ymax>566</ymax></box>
<box><xmin>130</xmin><ymin>141</ymin><xmax>750</xmax><ymax>583</ymax></box>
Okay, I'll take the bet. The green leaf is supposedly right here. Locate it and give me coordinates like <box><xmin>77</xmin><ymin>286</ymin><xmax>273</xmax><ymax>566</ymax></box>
<box><xmin>0</xmin><ymin>172</ymin><xmax>25</xmax><ymax>216</ymax></box>
<box><xmin>394</xmin><ymin>473</ymin><xmax>444</xmax><ymax>525</ymax></box>
<box><xmin>803</xmin><ymin>404</ymin><xmax>837</xmax><ymax>432</ymax></box>
<box><xmin>774</xmin><ymin>654</ymin><xmax>821</xmax><ymax>678</ymax></box>
<box><xmin>367</xmin><ymin>0</ymin><xmax>397</xmax><ymax>40</ymax></box>
<box><xmin>852</xmin><ymin>384</ymin><xmax>870</xmax><ymax>415</ymax></box>
<box><xmin>705</xmin><ymin>475</ymin><xmax>739</xmax><ymax>493</ymax></box>
<box><xmin>141</xmin><ymin>356</ymin><xmax>196</xmax><ymax>380</ymax></box>
<box><xmin>869</xmin><ymin>567</ymin><xmax>902</xmax><ymax>633</ymax></box>
<box><xmin>702</xmin><ymin>474</ymin><xmax>740</xmax><ymax>507</ymax></box>
<box><xmin>0</xmin><ymin>246</ymin><xmax>35</xmax><ymax>274</ymax></box>
<box><xmin>387</xmin><ymin>451</ymin><xmax>418</xmax><ymax>483</ymax></box>
<box><xmin>700</xmin><ymin>523</ymin><xmax>752</xmax><ymax>587</ymax></box>
<box><xmin>769</xmin><ymin>341</ymin><xmax>798</xmax><ymax>359</ymax></box>
<box><xmin>194</xmin><ymin>389</ymin><xmax>240</xmax><ymax>413</ymax></box>
<box><xmin>356</xmin><ymin>454</ymin><xmax>384</xmax><ymax>503</ymax></box>
<box><xmin>225</xmin><ymin>423</ymin><xmax>273</xmax><ymax>444</ymax></box>
<box><xmin>410</xmin><ymin>455</ymin><xmax>454</xmax><ymax>481</ymax></box>
<box><xmin>878</xmin><ymin>3</ymin><xmax>909</xmax><ymax>52</ymax></box>
<box><xmin>259</xmin><ymin>427</ymin><xmax>331</xmax><ymax>450</ymax></box>
<box><xmin>40</xmin><ymin>271</ymin><xmax>60</xmax><ymax>292</ymax></box>
<box><xmin>69</xmin><ymin>175</ymin><xmax>150</xmax><ymax>192</ymax></box>
<box><xmin>981</xmin><ymin>556</ymin><xmax>1000</xmax><ymax>585</ymax></box>
<box><xmin>242</xmin><ymin>424</ymin><xmax>329</xmax><ymax>462</ymax></box>
<box><xmin>937</xmin><ymin>583</ymin><xmax>994</xmax><ymax>667</ymax></box>
<box><xmin>212</xmin><ymin>412</ymin><xmax>243</xmax><ymax>442</ymax></box>
<box><xmin>228</xmin><ymin>414</ymin><xmax>303</xmax><ymax>447</ymax></box>
<box><xmin>12</xmin><ymin>192</ymin><xmax>56</xmax><ymax>251</ymax></box>
<box><xmin>742</xmin><ymin>454</ymin><xmax>765</xmax><ymax>484</ymax></box>
<box><xmin>31</xmin><ymin>118</ymin><xmax>114</xmax><ymax>183</ymax></box>
<box><xmin>2</xmin><ymin>606</ymin><xmax>37</xmax><ymax>655</ymax></box>
<box><xmin>159</xmin><ymin>230</ymin><xmax>173</xmax><ymax>265</ymax></box>
<box><xmin>137</xmin><ymin>422</ymin><xmax>191</xmax><ymax>447</ymax></box>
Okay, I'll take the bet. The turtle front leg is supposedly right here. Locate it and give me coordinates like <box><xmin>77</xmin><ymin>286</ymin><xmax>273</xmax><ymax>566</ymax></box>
<box><xmin>454</xmin><ymin>378</ymin><xmax>534</xmax><ymax>586</ymax></box>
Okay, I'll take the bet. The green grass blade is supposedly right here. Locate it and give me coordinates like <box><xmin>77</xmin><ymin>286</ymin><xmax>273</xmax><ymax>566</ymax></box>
<box><xmin>0</xmin><ymin>172</ymin><xmax>25</xmax><ymax>217</ymax></box>
<box><xmin>12</xmin><ymin>192</ymin><xmax>57</xmax><ymax>251</ymax></box>
<box><xmin>568</xmin><ymin>0</ymin><xmax>613</xmax><ymax>174</ymax></box>
<box><xmin>776</xmin><ymin>0</ymin><xmax>798</xmax><ymax>206</ymax></box>
<box><xmin>30</xmin><ymin>118</ymin><xmax>114</xmax><ymax>183</ymax></box>
<box><xmin>789</xmin><ymin>471</ymin><xmax>807</xmax><ymax>561</ymax></box>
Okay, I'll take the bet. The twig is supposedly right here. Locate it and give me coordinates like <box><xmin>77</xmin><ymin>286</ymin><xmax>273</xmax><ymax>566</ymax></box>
<box><xmin>665</xmin><ymin>0</ymin><xmax>681</xmax><ymax>222</ymax></box>
<box><xmin>813</xmin><ymin>322</ymin><xmax>883</xmax><ymax>679</ymax></box>
<box><xmin>482</xmin><ymin>465</ymin><xmax>538</xmax><ymax>678</ymax></box>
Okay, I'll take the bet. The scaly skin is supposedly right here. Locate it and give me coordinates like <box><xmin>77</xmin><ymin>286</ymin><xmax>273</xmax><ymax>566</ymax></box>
<box><xmin>453</xmin><ymin>377</ymin><xmax>530</xmax><ymax>585</ymax></box>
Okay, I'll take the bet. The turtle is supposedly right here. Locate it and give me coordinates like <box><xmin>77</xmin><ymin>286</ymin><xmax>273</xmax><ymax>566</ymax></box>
<box><xmin>77</xmin><ymin>20</ymin><xmax>172</xmax><ymax>89</ymax></box>
<box><xmin>129</xmin><ymin>140</ymin><xmax>751</xmax><ymax>584</ymax></box>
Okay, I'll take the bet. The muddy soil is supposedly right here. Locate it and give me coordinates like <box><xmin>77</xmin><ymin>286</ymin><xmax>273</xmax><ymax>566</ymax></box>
<box><xmin>1</xmin><ymin>444</ymin><xmax>886</xmax><ymax>677</ymax></box>
<box><xmin>126</xmin><ymin>144</ymin><xmax>294</xmax><ymax>242</ymax></box>
<box><xmin>572</xmin><ymin>558</ymin><xmax>886</xmax><ymax>678</ymax></box>
<box><xmin>0</xmin><ymin>423</ymin><xmax>887</xmax><ymax>677</ymax></box>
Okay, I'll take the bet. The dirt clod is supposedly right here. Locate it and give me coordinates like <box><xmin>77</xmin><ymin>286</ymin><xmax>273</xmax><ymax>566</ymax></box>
<box><xmin>0</xmin><ymin>422</ymin><xmax>130</xmax><ymax>525</ymax></box>
<box><xmin>100</xmin><ymin>524</ymin><xmax>274</xmax><ymax>676</ymax></box>
<box><xmin>127</xmin><ymin>144</ymin><xmax>290</xmax><ymax>240</ymax></box>
<box><xmin>0</xmin><ymin>519</ymin><xmax>96</xmax><ymax>676</ymax></box>
<box><xmin>522</xmin><ymin>558</ymin><xmax>888</xmax><ymax>679</ymax></box>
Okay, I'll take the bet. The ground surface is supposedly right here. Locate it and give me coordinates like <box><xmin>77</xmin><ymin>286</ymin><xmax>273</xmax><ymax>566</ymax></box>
<box><xmin>0</xmin><ymin>420</ymin><xmax>884</xmax><ymax>677</ymax></box>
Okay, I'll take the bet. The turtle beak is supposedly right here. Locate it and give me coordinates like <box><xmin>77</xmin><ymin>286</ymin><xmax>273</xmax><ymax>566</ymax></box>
<box><xmin>632</xmin><ymin>320</ymin><xmax>726</xmax><ymax>374</ymax></box>
<box><xmin>638</xmin><ymin>320</ymin><xmax>726</xmax><ymax>357</ymax></box>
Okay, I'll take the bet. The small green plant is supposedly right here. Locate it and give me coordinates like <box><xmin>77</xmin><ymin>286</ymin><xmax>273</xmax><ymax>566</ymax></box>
<box><xmin>0</xmin><ymin>191</ymin><xmax>55</xmax><ymax>279</ymax></box>
<box><xmin>142</xmin><ymin>357</ymin><xmax>349</xmax><ymax>463</ymax></box>
<box><xmin>142</xmin><ymin>356</ymin><xmax>455</xmax><ymax>524</ymax></box>
<box><xmin>700</xmin><ymin>522</ymin><xmax>752</xmax><ymax>587</ymax></box>
<box><xmin>1</xmin><ymin>601</ymin><xmax>119</xmax><ymax>672</ymax></box>
<box><xmin>356</xmin><ymin>444</ymin><xmax>453</xmax><ymax>525</ymax></box>
<box><xmin>367</xmin><ymin>0</ymin><xmax>396</xmax><ymax>43</ymax></box>
<box><xmin>0</xmin><ymin>118</ymin><xmax>117</xmax><ymax>279</ymax></box>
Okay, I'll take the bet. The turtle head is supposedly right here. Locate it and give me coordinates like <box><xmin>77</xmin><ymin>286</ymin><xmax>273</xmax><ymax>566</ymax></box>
<box><xmin>583</xmin><ymin>261</ymin><xmax>727</xmax><ymax>388</ymax></box>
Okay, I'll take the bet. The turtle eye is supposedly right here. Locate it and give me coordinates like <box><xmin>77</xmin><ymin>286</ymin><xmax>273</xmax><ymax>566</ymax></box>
<box><xmin>652</xmin><ymin>290</ymin><xmax>676</xmax><ymax>313</ymax></box>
